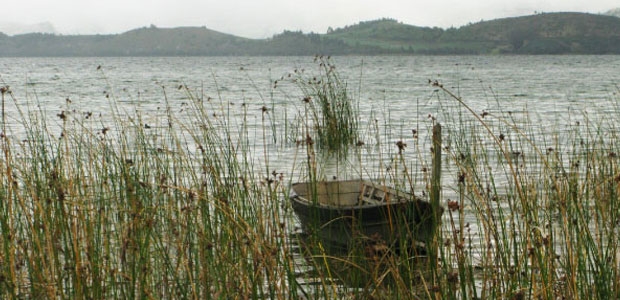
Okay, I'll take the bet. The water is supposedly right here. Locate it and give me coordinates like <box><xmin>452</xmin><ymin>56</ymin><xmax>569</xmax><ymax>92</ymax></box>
<box><xmin>2</xmin><ymin>56</ymin><xmax>618</xmax><ymax>118</ymax></box>
<box><xmin>2</xmin><ymin>55</ymin><xmax>618</xmax><ymax>165</ymax></box>
<box><xmin>1</xmin><ymin>55</ymin><xmax>619</xmax><ymax>293</ymax></box>
<box><xmin>2</xmin><ymin>54</ymin><xmax>618</xmax><ymax>224</ymax></box>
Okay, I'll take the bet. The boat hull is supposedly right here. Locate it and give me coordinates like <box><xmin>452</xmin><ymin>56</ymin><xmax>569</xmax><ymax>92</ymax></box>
<box><xmin>289</xmin><ymin>180</ymin><xmax>440</xmax><ymax>250</ymax></box>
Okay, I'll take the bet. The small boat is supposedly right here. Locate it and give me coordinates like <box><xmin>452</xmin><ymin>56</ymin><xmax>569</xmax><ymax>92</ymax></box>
<box><xmin>289</xmin><ymin>179</ymin><xmax>442</xmax><ymax>251</ymax></box>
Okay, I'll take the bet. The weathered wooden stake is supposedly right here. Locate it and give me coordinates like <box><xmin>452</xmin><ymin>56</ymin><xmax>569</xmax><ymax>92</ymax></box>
<box><xmin>429</xmin><ymin>123</ymin><xmax>442</xmax><ymax>285</ymax></box>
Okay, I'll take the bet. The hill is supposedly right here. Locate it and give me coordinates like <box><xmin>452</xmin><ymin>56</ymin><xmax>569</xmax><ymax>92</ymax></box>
<box><xmin>325</xmin><ymin>18</ymin><xmax>443</xmax><ymax>53</ymax></box>
<box><xmin>454</xmin><ymin>12</ymin><xmax>620</xmax><ymax>54</ymax></box>
<box><xmin>0</xmin><ymin>25</ymin><xmax>252</xmax><ymax>56</ymax></box>
<box><xmin>98</xmin><ymin>25</ymin><xmax>252</xmax><ymax>56</ymax></box>
<box><xmin>1</xmin><ymin>12</ymin><xmax>620</xmax><ymax>56</ymax></box>
<box><xmin>324</xmin><ymin>13</ymin><xmax>620</xmax><ymax>54</ymax></box>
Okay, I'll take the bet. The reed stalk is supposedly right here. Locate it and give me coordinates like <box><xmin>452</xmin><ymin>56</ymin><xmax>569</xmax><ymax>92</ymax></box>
<box><xmin>294</xmin><ymin>56</ymin><xmax>359</xmax><ymax>156</ymax></box>
<box><xmin>0</xmin><ymin>62</ymin><xmax>618</xmax><ymax>299</ymax></box>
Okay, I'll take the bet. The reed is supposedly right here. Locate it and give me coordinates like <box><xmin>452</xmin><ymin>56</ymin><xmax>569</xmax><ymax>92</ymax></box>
<box><xmin>293</xmin><ymin>56</ymin><xmax>360</xmax><ymax>156</ymax></box>
<box><xmin>0</xmin><ymin>61</ymin><xmax>618</xmax><ymax>299</ymax></box>
<box><xmin>0</xmin><ymin>76</ymin><xmax>307</xmax><ymax>298</ymax></box>
<box><xmin>428</xmin><ymin>81</ymin><xmax>620</xmax><ymax>299</ymax></box>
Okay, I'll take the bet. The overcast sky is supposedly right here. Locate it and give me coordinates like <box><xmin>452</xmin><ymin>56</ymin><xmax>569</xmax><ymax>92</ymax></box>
<box><xmin>5</xmin><ymin>0</ymin><xmax>619</xmax><ymax>38</ymax></box>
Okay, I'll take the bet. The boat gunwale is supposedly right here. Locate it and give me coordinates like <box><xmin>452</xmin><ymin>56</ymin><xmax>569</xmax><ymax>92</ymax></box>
<box><xmin>289</xmin><ymin>179</ymin><xmax>424</xmax><ymax>210</ymax></box>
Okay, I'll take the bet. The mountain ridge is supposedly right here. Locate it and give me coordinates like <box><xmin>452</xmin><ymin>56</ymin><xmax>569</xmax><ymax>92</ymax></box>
<box><xmin>1</xmin><ymin>12</ymin><xmax>620</xmax><ymax>56</ymax></box>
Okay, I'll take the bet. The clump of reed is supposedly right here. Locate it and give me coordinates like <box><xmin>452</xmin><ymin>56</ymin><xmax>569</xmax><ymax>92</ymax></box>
<box><xmin>297</xmin><ymin>76</ymin><xmax>620</xmax><ymax>299</ymax></box>
<box><xmin>0</xmin><ymin>78</ymin><xmax>303</xmax><ymax>298</ymax></box>
<box><xmin>0</xmin><ymin>61</ymin><xmax>618</xmax><ymax>299</ymax></box>
<box><xmin>293</xmin><ymin>56</ymin><xmax>360</xmax><ymax>156</ymax></box>
<box><xmin>428</xmin><ymin>81</ymin><xmax>620</xmax><ymax>299</ymax></box>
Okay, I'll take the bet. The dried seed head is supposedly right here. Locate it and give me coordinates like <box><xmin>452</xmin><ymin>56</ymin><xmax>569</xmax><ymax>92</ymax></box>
<box><xmin>447</xmin><ymin>200</ymin><xmax>460</xmax><ymax>211</ymax></box>
<box><xmin>396</xmin><ymin>140</ymin><xmax>407</xmax><ymax>152</ymax></box>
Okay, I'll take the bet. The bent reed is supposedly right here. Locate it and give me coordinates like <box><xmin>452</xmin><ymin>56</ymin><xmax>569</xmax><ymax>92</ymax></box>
<box><xmin>0</xmin><ymin>60</ymin><xmax>618</xmax><ymax>299</ymax></box>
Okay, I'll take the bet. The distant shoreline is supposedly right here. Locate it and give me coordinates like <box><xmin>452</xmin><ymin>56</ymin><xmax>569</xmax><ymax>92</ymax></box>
<box><xmin>2</xmin><ymin>12</ymin><xmax>620</xmax><ymax>56</ymax></box>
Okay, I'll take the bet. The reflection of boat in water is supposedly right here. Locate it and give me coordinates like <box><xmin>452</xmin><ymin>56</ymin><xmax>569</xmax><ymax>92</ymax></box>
<box><xmin>289</xmin><ymin>179</ymin><xmax>442</xmax><ymax>252</ymax></box>
<box><xmin>291</xmin><ymin>230</ymin><xmax>432</xmax><ymax>290</ymax></box>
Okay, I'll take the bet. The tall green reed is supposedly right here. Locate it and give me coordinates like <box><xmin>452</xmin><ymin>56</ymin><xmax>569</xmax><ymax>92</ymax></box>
<box><xmin>1</xmin><ymin>61</ymin><xmax>618</xmax><ymax>299</ymax></box>
<box><xmin>294</xmin><ymin>56</ymin><xmax>360</xmax><ymax>156</ymax></box>
<box><xmin>431</xmin><ymin>80</ymin><xmax>620</xmax><ymax>299</ymax></box>
<box><xmin>0</xmin><ymin>70</ymin><xmax>304</xmax><ymax>299</ymax></box>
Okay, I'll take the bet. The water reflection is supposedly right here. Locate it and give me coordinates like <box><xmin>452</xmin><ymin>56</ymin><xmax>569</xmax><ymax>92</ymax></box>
<box><xmin>290</xmin><ymin>231</ymin><xmax>432</xmax><ymax>294</ymax></box>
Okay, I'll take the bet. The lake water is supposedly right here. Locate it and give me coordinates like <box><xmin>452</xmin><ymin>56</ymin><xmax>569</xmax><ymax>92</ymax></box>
<box><xmin>1</xmin><ymin>55</ymin><xmax>619</xmax><ymax>211</ymax></box>
<box><xmin>2</xmin><ymin>56</ymin><xmax>618</xmax><ymax>122</ymax></box>
<box><xmin>1</xmin><ymin>55</ymin><xmax>618</xmax><ymax>181</ymax></box>
<box><xmin>1</xmin><ymin>55</ymin><xmax>619</xmax><ymax>293</ymax></box>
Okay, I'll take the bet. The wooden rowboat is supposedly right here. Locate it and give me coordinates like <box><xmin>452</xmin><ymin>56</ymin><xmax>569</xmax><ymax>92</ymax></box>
<box><xmin>289</xmin><ymin>179</ymin><xmax>442</xmax><ymax>251</ymax></box>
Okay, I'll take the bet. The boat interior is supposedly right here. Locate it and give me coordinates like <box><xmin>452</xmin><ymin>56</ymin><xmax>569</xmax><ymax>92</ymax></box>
<box><xmin>292</xmin><ymin>180</ymin><xmax>409</xmax><ymax>207</ymax></box>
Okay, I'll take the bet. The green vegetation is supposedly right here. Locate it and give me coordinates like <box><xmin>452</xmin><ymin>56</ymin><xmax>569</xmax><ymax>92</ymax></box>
<box><xmin>438</xmin><ymin>82</ymin><xmax>620</xmax><ymax>299</ymax></box>
<box><xmin>324</xmin><ymin>18</ymin><xmax>443</xmax><ymax>53</ymax></box>
<box><xmin>2</xmin><ymin>12</ymin><xmax>620</xmax><ymax>56</ymax></box>
<box><xmin>293</xmin><ymin>56</ymin><xmax>359</xmax><ymax>155</ymax></box>
<box><xmin>0</xmin><ymin>60</ymin><xmax>619</xmax><ymax>298</ymax></box>
<box><xmin>453</xmin><ymin>12</ymin><xmax>620</xmax><ymax>54</ymax></box>
<box><xmin>0</xmin><ymin>73</ymin><xmax>302</xmax><ymax>298</ymax></box>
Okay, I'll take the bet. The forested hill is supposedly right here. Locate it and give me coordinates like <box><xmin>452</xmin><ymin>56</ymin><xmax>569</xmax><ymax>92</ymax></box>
<box><xmin>1</xmin><ymin>12</ymin><xmax>620</xmax><ymax>56</ymax></box>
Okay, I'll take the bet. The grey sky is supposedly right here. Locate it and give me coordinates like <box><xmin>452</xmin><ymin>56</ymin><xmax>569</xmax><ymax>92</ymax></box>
<box><xmin>6</xmin><ymin>0</ymin><xmax>619</xmax><ymax>38</ymax></box>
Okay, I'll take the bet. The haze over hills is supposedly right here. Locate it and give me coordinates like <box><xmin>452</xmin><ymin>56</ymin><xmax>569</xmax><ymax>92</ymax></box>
<box><xmin>0</xmin><ymin>22</ymin><xmax>57</xmax><ymax>36</ymax></box>
<box><xmin>605</xmin><ymin>8</ymin><xmax>620</xmax><ymax>18</ymax></box>
<box><xmin>1</xmin><ymin>11</ymin><xmax>620</xmax><ymax>56</ymax></box>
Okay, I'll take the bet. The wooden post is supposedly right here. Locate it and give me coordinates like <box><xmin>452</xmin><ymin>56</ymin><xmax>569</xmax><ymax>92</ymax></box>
<box><xmin>430</xmin><ymin>124</ymin><xmax>442</xmax><ymax>230</ymax></box>
<box><xmin>429</xmin><ymin>123</ymin><xmax>442</xmax><ymax>285</ymax></box>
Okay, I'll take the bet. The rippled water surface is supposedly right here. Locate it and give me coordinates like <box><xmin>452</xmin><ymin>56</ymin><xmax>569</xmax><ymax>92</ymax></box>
<box><xmin>2</xmin><ymin>55</ymin><xmax>618</xmax><ymax>174</ymax></box>
<box><xmin>1</xmin><ymin>55</ymin><xmax>618</xmax><ymax>191</ymax></box>
<box><xmin>2</xmin><ymin>55</ymin><xmax>618</xmax><ymax>117</ymax></box>
<box><xmin>1</xmin><ymin>56</ymin><xmax>619</xmax><ymax>294</ymax></box>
